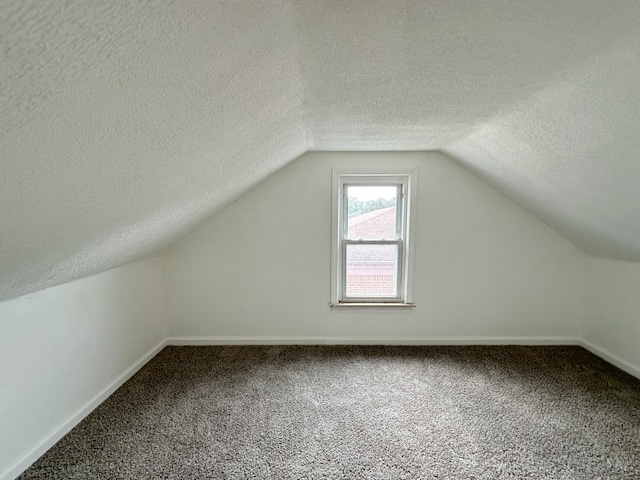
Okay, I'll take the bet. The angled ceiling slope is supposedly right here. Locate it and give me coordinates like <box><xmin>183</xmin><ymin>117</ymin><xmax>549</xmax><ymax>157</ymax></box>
<box><xmin>2</xmin><ymin>0</ymin><xmax>640</xmax><ymax>301</ymax></box>
<box><xmin>0</xmin><ymin>0</ymin><xmax>308</xmax><ymax>301</ymax></box>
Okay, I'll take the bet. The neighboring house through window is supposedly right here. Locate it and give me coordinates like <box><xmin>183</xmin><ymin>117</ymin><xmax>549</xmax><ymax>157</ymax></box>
<box><xmin>330</xmin><ymin>168</ymin><xmax>417</xmax><ymax>307</ymax></box>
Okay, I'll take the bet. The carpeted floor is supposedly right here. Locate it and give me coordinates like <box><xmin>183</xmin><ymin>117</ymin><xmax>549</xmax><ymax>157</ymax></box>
<box><xmin>18</xmin><ymin>346</ymin><xmax>640</xmax><ymax>479</ymax></box>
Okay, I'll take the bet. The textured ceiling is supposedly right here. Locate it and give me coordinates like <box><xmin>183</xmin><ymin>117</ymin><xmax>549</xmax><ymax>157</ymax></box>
<box><xmin>2</xmin><ymin>1</ymin><xmax>640</xmax><ymax>301</ymax></box>
<box><xmin>0</xmin><ymin>0</ymin><xmax>307</xmax><ymax>301</ymax></box>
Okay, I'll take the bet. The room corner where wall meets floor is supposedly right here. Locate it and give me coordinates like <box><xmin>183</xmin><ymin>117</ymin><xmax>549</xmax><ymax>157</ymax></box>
<box><xmin>581</xmin><ymin>256</ymin><xmax>640</xmax><ymax>377</ymax></box>
<box><xmin>0</xmin><ymin>258</ymin><xmax>167</xmax><ymax>480</ymax></box>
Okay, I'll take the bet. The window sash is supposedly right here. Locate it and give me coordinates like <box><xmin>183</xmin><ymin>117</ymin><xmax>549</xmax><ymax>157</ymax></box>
<box><xmin>340</xmin><ymin>180</ymin><xmax>406</xmax><ymax>302</ymax></box>
<box><xmin>343</xmin><ymin>184</ymin><xmax>403</xmax><ymax>241</ymax></box>
<box><xmin>340</xmin><ymin>239</ymin><xmax>403</xmax><ymax>302</ymax></box>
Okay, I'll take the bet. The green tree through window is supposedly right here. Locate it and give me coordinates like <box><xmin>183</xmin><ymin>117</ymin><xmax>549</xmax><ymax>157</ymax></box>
<box><xmin>347</xmin><ymin>196</ymin><xmax>396</xmax><ymax>216</ymax></box>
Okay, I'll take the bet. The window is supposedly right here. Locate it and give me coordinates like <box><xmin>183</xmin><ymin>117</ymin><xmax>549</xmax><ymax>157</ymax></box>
<box><xmin>330</xmin><ymin>168</ymin><xmax>417</xmax><ymax>307</ymax></box>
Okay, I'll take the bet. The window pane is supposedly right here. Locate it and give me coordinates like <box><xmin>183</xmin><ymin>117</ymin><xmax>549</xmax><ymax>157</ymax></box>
<box><xmin>346</xmin><ymin>186</ymin><xmax>397</xmax><ymax>240</ymax></box>
<box><xmin>345</xmin><ymin>244</ymin><xmax>398</xmax><ymax>297</ymax></box>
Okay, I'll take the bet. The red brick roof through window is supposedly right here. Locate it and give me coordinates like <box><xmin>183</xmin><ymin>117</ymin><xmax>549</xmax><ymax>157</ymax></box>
<box><xmin>348</xmin><ymin>206</ymin><xmax>396</xmax><ymax>240</ymax></box>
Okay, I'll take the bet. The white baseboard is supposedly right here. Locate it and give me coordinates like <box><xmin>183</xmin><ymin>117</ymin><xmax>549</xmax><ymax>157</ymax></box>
<box><xmin>168</xmin><ymin>336</ymin><xmax>322</xmax><ymax>345</ymax></box>
<box><xmin>579</xmin><ymin>339</ymin><xmax>640</xmax><ymax>380</ymax></box>
<box><xmin>167</xmin><ymin>336</ymin><xmax>580</xmax><ymax>346</ymax></box>
<box><xmin>0</xmin><ymin>339</ymin><xmax>167</xmax><ymax>480</ymax></box>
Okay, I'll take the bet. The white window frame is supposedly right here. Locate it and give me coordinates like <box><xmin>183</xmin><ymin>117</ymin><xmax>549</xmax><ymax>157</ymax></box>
<box><xmin>330</xmin><ymin>167</ymin><xmax>417</xmax><ymax>308</ymax></box>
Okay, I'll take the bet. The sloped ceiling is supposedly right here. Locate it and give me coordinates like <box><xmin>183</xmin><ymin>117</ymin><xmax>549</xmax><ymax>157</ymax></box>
<box><xmin>2</xmin><ymin>1</ymin><xmax>640</xmax><ymax>301</ymax></box>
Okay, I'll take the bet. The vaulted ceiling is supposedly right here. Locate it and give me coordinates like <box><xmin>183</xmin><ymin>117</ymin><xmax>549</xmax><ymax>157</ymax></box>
<box><xmin>2</xmin><ymin>0</ymin><xmax>640</xmax><ymax>301</ymax></box>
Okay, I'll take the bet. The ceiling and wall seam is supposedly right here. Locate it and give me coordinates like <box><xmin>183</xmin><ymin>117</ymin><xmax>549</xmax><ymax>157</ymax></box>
<box><xmin>440</xmin><ymin>149</ymin><xmax>592</xmax><ymax>259</ymax></box>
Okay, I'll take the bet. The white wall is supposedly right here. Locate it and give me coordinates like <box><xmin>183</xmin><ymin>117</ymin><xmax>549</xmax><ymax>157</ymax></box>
<box><xmin>163</xmin><ymin>152</ymin><xmax>587</xmax><ymax>341</ymax></box>
<box><xmin>583</xmin><ymin>258</ymin><xmax>640</xmax><ymax>377</ymax></box>
<box><xmin>0</xmin><ymin>258</ymin><xmax>166</xmax><ymax>480</ymax></box>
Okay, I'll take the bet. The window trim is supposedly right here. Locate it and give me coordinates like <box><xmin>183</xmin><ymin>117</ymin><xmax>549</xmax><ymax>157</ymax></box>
<box><xmin>330</xmin><ymin>167</ymin><xmax>418</xmax><ymax>308</ymax></box>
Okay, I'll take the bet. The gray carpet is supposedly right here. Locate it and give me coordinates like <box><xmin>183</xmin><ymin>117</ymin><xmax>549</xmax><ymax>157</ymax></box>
<box><xmin>18</xmin><ymin>346</ymin><xmax>640</xmax><ymax>479</ymax></box>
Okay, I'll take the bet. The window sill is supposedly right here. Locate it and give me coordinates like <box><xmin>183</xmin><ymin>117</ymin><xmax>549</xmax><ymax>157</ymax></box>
<box><xmin>329</xmin><ymin>303</ymin><xmax>416</xmax><ymax>309</ymax></box>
